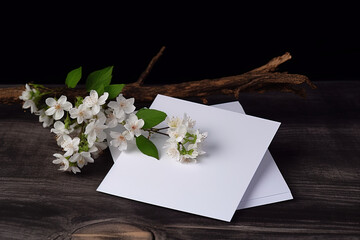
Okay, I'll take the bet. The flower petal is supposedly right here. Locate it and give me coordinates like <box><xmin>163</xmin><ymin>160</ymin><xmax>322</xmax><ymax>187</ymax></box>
<box><xmin>58</xmin><ymin>95</ymin><xmax>67</xmax><ymax>105</ymax></box>
<box><xmin>45</xmin><ymin>98</ymin><xmax>56</xmax><ymax>107</ymax></box>
<box><xmin>92</xmin><ymin>104</ymin><xmax>100</xmax><ymax>115</ymax></box>
<box><xmin>73</xmin><ymin>137</ymin><xmax>80</xmax><ymax>146</ymax></box>
<box><xmin>62</xmin><ymin>102</ymin><xmax>73</xmax><ymax>111</ymax></box>
<box><xmin>110</xmin><ymin>139</ymin><xmax>120</xmax><ymax>148</ymax></box>
<box><xmin>45</xmin><ymin>107</ymin><xmax>56</xmax><ymax>116</ymax></box>
<box><xmin>22</xmin><ymin>100</ymin><xmax>32</xmax><ymax>109</ymax></box>
<box><xmin>69</xmin><ymin>153</ymin><xmax>80</xmax><ymax>163</ymax></box>
<box><xmin>107</xmin><ymin>101</ymin><xmax>118</xmax><ymax>110</ymax></box>
<box><xmin>90</xmin><ymin>90</ymin><xmax>98</xmax><ymax>100</ymax></box>
<box><xmin>116</xmin><ymin>94</ymin><xmax>125</xmax><ymax>102</ymax></box>
<box><xmin>110</xmin><ymin>131</ymin><xmax>121</xmax><ymax>138</ymax></box>
<box><xmin>54</xmin><ymin>109</ymin><xmax>64</xmax><ymax>120</ymax></box>
<box><xmin>98</xmin><ymin>92</ymin><xmax>109</xmax><ymax>104</ymax></box>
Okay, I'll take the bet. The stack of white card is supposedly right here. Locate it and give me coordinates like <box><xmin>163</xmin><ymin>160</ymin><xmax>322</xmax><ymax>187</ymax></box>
<box><xmin>97</xmin><ymin>95</ymin><xmax>292</xmax><ymax>222</ymax></box>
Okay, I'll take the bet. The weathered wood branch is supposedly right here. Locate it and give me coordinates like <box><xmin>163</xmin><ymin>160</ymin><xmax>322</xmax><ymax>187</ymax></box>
<box><xmin>0</xmin><ymin>49</ymin><xmax>315</xmax><ymax>105</ymax></box>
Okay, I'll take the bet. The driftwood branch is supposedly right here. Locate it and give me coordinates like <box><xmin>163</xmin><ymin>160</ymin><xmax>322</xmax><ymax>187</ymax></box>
<box><xmin>0</xmin><ymin>47</ymin><xmax>316</xmax><ymax>105</ymax></box>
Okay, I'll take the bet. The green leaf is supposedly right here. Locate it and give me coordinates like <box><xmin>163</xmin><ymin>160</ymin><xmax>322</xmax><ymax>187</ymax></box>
<box><xmin>136</xmin><ymin>135</ymin><xmax>159</xmax><ymax>159</ymax></box>
<box><xmin>104</xmin><ymin>84</ymin><xmax>126</xmax><ymax>100</ymax></box>
<box><xmin>136</xmin><ymin>108</ymin><xmax>167</xmax><ymax>129</ymax></box>
<box><xmin>85</xmin><ymin>66</ymin><xmax>113</xmax><ymax>94</ymax></box>
<box><xmin>65</xmin><ymin>67</ymin><xmax>82</xmax><ymax>88</ymax></box>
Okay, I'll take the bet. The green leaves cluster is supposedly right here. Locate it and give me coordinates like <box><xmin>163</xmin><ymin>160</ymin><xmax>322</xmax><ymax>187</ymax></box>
<box><xmin>135</xmin><ymin>108</ymin><xmax>167</xmax><ymax>160</ymax></box>
<box><xmin>65</xmin><ymin>66</ymin><xmax>125</xmax><ymax>100</ymax></box>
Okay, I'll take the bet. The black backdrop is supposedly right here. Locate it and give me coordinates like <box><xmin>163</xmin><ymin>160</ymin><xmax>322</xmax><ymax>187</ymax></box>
<box><xmin>1</xmin><ymin>3</ymin><xmax>359</xmax><ymax>85</ymax></box>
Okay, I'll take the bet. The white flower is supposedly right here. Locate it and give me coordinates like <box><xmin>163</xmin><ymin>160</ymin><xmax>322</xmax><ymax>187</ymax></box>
<box><xmin>45</xmin><ymin>95</ymin><xmax>72</xmax><ymax>120</ymax></box>
<box><xmin>70</xmin><ymin>166</ymin><xmax>81</xmax><ymax>174</ymax></box>
<box><xmin>186</xmin><ymin>144</ymin><xmax>199</xmax><ymax>159</ymax></box>
<box><xmin>108</xmin><ymin>94</ymin><xmax>135</xmax><ymax>114</ymax></box>
<box><xmin>166</xmin><ymin>116</ymin><xmax>182</xmax><ymax>129</ymax></box>
<box><xmin>51</xmin><ymin>121</ymin><xmax>70</xmax><ymax>146</ymax></box>
<box><xmin>69</xmin><ymin>151</ymin><xmax>94</xmax><ymax>168</ymax></box>
<box><xmin>20</xmin><ymin>84</ymin><xmax>38</xmax><ymax>113</ymax></box>
<box><xmin>22</xmin><ymin>100</ymin><xmax>38</xmax><ymax>113</ymax></box>
<box><xmin>61</xmin><ymin>135</ymin><xmax>80</xmax><ymax>157</ymax></box>
<box><xmin>83</xmin><ymin>90</ymin><xmax>109</xmax><ymax>115</ymax></box>
<box><xmin>69</xmin><ymin>104</ymin><xmax>92</xmax><ymax>124</ymax></box>
<box><xmin>182</xmin><ymin>113</ymin><xmax>196</xmax><ymax>128</ymax></box>
<box><xmin>19</xmin><ymin>84</ymin><xmax>35</xmax><ymax>101</ymax></box>
<box><xmin>124</xmin><ymin>114</ymin><xmax>144</xmax><ymax>137</ymax></box>
<box><xmin>85</xmin><ymin>118</ymin><xmax>108</xmax><ymax>146</ymax></box>
<box><xmin>36</xmin><ymin>109</ymin><xmax>54</xmax><ymax>128</ymax></box>
<box><xmin>110</xmin><ymin>130</ymin><xmax>132</xmax><ymax>151</ymax></box>
<box><xmin>168</xmin><ymin>124</ymin><xmax>187</xmax><ymax>142</ymax></box>
<box><xmin>51</xmin><ymin>121</ymin><xmax>70</xmax><ymax>135</ymax></box>
<box><xmin>164</xmin><ymin>114</ymin><xmax>207</xmax><ymax>163</ymax></box>
<box><xmin>52</xmin><ymin>153</ymin><xmax>69</xmax><ymax>171</ymax></box>
<box><xmin>166</xmin><ymin>146</ymin><xmax>180</xmax><ymax>161</ymax></box>
<box><xmin>105</xmin><ymin>108</ymin><xmax>126</xmax><ymax>128</ymax></box>
<box><xmin>194</xmin><ymin>130</ymin><xmax>208</xmax><ymax>144</ymax></box>
<box><xmin>105</xmin><ymin>109</ymin><xmax>118</xmax><ymax>128</ymax></box>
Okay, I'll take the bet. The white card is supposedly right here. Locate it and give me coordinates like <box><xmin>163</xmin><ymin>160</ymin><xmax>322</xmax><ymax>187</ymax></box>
<box><xmin>106</xmin><ymin>101</ymin><xmax>293</xmax><ymax>210</ymax></box>
<box><xmin>211</xmin><ymin>102</ymin><xmax>293</xmax><ymax>210</ymax></box>
<box><xmin>97</xmin><ymin>95</ymin><xmax>280</xmax><ymax>221</ymax></box>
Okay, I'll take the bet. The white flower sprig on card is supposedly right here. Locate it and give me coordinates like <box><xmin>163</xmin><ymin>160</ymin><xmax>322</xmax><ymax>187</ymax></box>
<box><xmin>19</xmin><ymin>66</ymin><xmax>207</xmax><ymax>174</ymax></box>
<box><xmin>165</xmin><ymin>114</ymin><xmax>207</xmax><ymax>163</ymax></box>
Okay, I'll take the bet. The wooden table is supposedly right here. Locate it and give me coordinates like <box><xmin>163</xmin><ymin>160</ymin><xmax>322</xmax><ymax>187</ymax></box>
<box><xmin>1</xmin><ymin>81</ymin><xmax>359</xmax><ymax>239</ymax></box>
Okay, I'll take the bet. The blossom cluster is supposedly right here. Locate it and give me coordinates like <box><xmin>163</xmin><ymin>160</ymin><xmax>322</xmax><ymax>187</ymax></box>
<box><xmin>20</xmin><ymin>83</ymin><xmax>207</xmax><ymax>173</ymax></box>
<box><xmin>164</xmin><ymin>114</ymin><xmax>207</xmax><ymax>163</ymax></box>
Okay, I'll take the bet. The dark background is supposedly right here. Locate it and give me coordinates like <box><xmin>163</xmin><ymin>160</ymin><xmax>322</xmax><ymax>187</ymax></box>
<box><xmin>0</xmin><ymin>3</ymin><xmax>359</xmax><ymax>85</ymax></box>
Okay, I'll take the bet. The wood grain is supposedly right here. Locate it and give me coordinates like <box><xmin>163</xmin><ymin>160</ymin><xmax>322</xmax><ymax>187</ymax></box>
<box><xmin>0</xmin><ymin>82</ymin><xmax>359</xmax><ymax>239</ymax></box>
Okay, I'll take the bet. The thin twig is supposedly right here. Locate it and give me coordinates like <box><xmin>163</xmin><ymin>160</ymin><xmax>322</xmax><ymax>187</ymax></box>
<box><xmin>136</xmin><ymin>46</ymin><xmax>166</xmax><ymax>86</ymax></box>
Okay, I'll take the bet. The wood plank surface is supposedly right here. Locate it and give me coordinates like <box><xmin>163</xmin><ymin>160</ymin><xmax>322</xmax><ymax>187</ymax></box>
<box><xmin>0</xmin><ymin>81</ymin><xmax>359</xmax><ymax>239</ymax></box>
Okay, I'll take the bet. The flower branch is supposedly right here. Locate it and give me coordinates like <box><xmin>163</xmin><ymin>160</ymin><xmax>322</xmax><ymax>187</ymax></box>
<box><xmin>18</xmin><ymin>66</ymin><xmax>207</xmax><ymax>174</ymax></box>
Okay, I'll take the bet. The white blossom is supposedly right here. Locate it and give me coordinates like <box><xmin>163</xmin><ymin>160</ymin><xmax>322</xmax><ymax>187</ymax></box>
<box><xmin>108</xmin><ymin>94</ymin><xmax>135</xmax><ymax>115</ymax></box>
<box><xmin>20</xmin><ymin>84</ymin><xmax>38</xmax><ymax>113</ymax></box>
<box><xmin>85</xmin><ymin>118</ymin><xmax>108</xmax><ymax>146</ymax></box>
<box><xmin>69</xmin><ymin>151</ymin><xmax>94</xmax><ymax>168</ymax></box>
<box><xmin>19</xmin><ymin>84</ymin><xmax>34</xmax><ymax>101</ymax></box>
<box><xmin>83</xmin><ymin>90</ymin><xmax>109</xmax><ymax>115</ymax></box>
<box><xmin>51</xmin><ymin>121</ymin><xmax>70</xmax><ymax>135</ymax></box>
<box><xmin>167</xmin><ymin>124</ymin><xmax>187</xmax><ymax>142</ymax></box>
<box><xmin>51</xmin><ymin>121</ymin><xmax>70</xmax><ymax>146</ymax></box>
<box><xmin>45</xmin><ymin>95</ymin><xmax>72</xmax><ymax>120</ymax></box>
<box><xmin>194</xmin><ymin>130</ymin><xmax>208</xmax><ymax>144</ymax></box>
<box><xmin>110</xmin><ymin>130</ymin><xmax>132</xmax><ymax>151</ymax></box>
<box><xmin>124</xmin><ymin>114</ymin><xmax>144</xmax><ymax>137</ymax></box>
<box><xmin>69</xmin><ymin>104</ymin><xmax>92</xmax><ymax>124</ymax></box>
<box><xmin>36</xmin><ymin>109</ymin><xmax>54</xmax><ymax>128</ymax></box>
<box><xmin>105</xmin><ymin>109</ymin><xmax>119</xmax><ymax>128</ymax></box>
<box><xmin>164</xmin><ymin>141</ymin><xmax>181</xmax><ymax>161</ymax></box>
<box><xmin>182</xmin><ymin>113</ymin><xmax>196</xmax><ymax>128</ymax></box>
<box><xmin>68</xmin><ymin>165</ymin><xmax>81</xmax><ymax>174</ymax></box>
<box><xmin>166</xmin><ymin>116</ymin><xmax>182</xmax><ymax>129</ymax></box>
<box><xmin>164</xmin><ymin>114</ymin><xmax>207</xmax><ymax>163</ymax></box>
<box><xmin>23</xmin><ymin>99</ymin><xmax>38</xmax><ymax>113</ymax></box>
<box><xmin>52</xmin><ymin>153</ymin><xmax>69</xmax><ymax>171</ymax></box>
<box><xmin>105</xmin><ymin>108</ymin><xmax>126</xmax><ymax>128</ymax></box>
<box><xmin>61</xmin><ymin>135</ymin><xmax>80</xmax><ymax>157</ymax></box>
